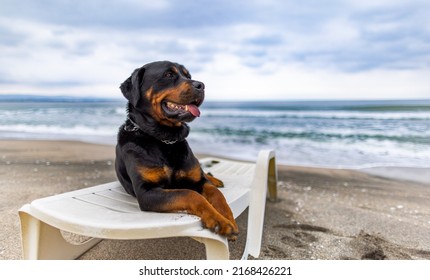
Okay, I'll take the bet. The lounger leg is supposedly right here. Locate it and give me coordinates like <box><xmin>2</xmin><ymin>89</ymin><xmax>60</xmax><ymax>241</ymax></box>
<box><xmin>203</xmin><ymin>238</ymin><xmax>229</xmax><ymax>260</ymax></box>
<box><xmin>192</xmin><ymin>237</ymin><xmax>229</xmax><ymax>260</ymax></box>
<box><xmin>267</xmin><ymin>154</ymin><xmax>278</xmax><ymax>202</ymax></box>
<box><xmin>19</xmin><ymin>205</ymin><xmax>101</xmax><ymax>259</ymax></box>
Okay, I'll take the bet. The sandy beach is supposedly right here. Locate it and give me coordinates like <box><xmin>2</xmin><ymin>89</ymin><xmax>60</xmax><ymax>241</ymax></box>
<box><xmin>1</xmin><ymin>140</ymin><xmax>429</xmax><ymax>260</ymax></box>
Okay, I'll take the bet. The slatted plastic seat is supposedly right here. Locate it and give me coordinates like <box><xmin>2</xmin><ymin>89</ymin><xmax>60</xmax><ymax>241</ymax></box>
<box><xmin>18</xmin><ymin>150</ymin><xmax>277</xmax><ymax>260</ymax></box>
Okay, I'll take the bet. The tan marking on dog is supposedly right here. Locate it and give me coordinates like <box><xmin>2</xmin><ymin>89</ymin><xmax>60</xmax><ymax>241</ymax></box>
<box><xmin>137</xmin><ymin>165</ymin><xmax>172</xmax><ymax>183</ymax></box>
<box><xmin>170</xmin><ymin>66</ymin><xmax>179</xmax><ymax>74</ymax></box>
<box><xmin>145</xmin><ymin>87</ymin><xmax>154</xmax><ymax>100</ymax></box>
<box><xmin>175</xmin><ymin>164</ymin><xmax>202</xmax><ymax>182</ymax></box>
<box><xmin>182</xmin><ymin>67</ymin><xmax>190</xmax><ymax>78</ymax></box>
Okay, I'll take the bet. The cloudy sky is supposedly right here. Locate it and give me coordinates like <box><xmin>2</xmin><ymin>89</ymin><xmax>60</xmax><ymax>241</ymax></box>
<box><xmin>1</xmin><ymin>0</ymin><xmax>430</xmax><ymax>101</ymax></box>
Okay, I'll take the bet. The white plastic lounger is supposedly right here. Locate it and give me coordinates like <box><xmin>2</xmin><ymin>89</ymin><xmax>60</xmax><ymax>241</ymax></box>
<box><xmin>18</xmin><ymin>150</ymin><xmax>277</xmax><ymax>260</ymax></box>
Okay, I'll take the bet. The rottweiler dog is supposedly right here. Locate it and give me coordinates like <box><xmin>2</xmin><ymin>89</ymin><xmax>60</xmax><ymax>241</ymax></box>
<box><xmin>115</xmin><ymin>61</ymin><xmax>239</xmax><ymax>240</ymax></box>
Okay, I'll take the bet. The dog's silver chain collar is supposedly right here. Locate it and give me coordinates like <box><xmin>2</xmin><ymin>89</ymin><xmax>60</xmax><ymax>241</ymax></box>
<box><xmin>125</xmin><ymin>118</ymin><xmax>178</xmax><ymax>145</ymax></box>
<box><xmin>160</xmin><ymin>139</ymin><xmax>178</xmax><ymax>145</ymax></box>
<box><xmin>124</xmin><ymin>118</ymin><xmax>140</xmax><ymax>132</ymax></box>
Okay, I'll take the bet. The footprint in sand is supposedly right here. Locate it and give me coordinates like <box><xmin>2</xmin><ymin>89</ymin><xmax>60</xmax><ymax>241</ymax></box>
<box><xmin>281</xmin><ymin>231</ymin><xmax>317</xmax><ymax>248</ymax></box>
<box><xmin>276</xmin><ymin>223</ymin><xmax>332</xmax><ymax>248</ymax></box>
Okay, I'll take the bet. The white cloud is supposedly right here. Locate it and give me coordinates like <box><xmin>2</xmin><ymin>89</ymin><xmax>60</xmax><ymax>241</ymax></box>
<box><xmin>199</xmin><ymin>56</ymin><xmax>430</xmax><ymax>100</ymax></box>
<box><xmin>348</xmin><ymin>0</ymin><xmax>421</xmax><ymax>9</ymax></box>
<box><xmin>321</xmin><ymin>17</ymin><xmax>360</xmax><ymax>45</ymax></box>
<box><xmin>0</xmin><ymin>18</ymin><xmax>135</xmax><ymax>96</ymax></box>
<box><xmin>1</xmin><ymin>0</ymin><xmax>429</xmax><ymax>100</ymax></box>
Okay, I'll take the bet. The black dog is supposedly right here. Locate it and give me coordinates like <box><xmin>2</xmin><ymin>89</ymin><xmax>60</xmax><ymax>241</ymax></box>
<box><xmin>115</xmin><ymin>61</ymin><xmax>238</xmax><ymax>240</ymax></box>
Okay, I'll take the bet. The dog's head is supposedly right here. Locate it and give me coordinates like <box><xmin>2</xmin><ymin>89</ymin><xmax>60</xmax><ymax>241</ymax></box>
<box><xmin>120</xmin><ymin>61</ymin><xmax>205</xmax><ymax>127</ymax></box>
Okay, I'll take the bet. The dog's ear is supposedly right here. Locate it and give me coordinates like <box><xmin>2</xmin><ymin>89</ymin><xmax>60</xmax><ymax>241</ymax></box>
<box><xmin>120</xmin><ymin>67</ymin><xmax>145</xmax><ymax>107</ymax></box>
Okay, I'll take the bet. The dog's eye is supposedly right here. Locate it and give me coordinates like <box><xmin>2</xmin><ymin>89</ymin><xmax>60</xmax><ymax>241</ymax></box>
<box><xmin>164</xmin><ymin>72</ymin><xmax>174</xmax><ymax>78</ymax></box>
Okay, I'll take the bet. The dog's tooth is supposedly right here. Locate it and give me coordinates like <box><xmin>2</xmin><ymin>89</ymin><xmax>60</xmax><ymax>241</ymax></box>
<box><xmin>166</xmin><ymin>102</ymin><xmax>189</xmax><ymax>111</ymax></box>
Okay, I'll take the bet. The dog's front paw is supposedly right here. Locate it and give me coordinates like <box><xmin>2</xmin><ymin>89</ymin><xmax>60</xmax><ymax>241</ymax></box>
<box><xmin>201</xmin><ymin>213</ymin><xmax>239</xmax><ymax>241</ymax></box>
<box><xmin>206</xmin><ymin>173</ymin><xmax>224</xmax><ymax>188</ymax></box>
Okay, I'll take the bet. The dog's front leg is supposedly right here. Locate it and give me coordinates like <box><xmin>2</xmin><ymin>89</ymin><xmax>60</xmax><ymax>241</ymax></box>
<box><xmin>135</xmin><ymin>188</ymin><xmax>238</xmax><ymax>240</ymax></box>
<box><xmin>201</xmin><ymin>183</ymin><xmax>239</xmax><ymax>239</ymax></box>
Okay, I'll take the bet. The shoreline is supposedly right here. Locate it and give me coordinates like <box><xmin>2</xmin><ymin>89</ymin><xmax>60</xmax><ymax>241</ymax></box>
<box><xmin>359</xmin><ymin>166</ymin><xmax>430</xmax><ymax>185</ymax></box>
<box><xmin>1</xmin><ymin>139</ymin><xmax>429</xmax><ymax>260</ymax></box>
<box><xmin>3</xmin><ymin>136</ymin><xmax>430</xmax><ymax>177</ymax></box>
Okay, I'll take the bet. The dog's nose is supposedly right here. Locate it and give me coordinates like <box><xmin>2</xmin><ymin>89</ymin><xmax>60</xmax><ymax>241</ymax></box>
<box><xmin>192</xmin><ymin>81</ymin><xmax>205</xmax><ymax>91</ymax></box>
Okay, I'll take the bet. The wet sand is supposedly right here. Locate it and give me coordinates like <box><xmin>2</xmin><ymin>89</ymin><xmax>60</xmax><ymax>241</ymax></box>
<box><xmin>1</xmin><ymin>140</ymin><xmax>429</xmax><ymax>260</ymax></box>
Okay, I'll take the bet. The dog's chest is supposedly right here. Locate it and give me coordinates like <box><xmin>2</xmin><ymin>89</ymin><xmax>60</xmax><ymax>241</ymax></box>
<box><xmin>138</xmin><ymin>163</ymin><xmax>201</xmax><ymax>187</ymax></box>
<box><xmin>138</xmin><ymin>145</ymin><xmax>202</xmax><ymax>187</ymax></box>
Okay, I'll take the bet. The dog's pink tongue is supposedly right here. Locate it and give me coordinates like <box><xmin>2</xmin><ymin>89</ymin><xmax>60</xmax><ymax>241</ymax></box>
<box><xmin>187</xmin><ymin>104</ymin><xmax>200</xmax><ymax>117</ymax></box>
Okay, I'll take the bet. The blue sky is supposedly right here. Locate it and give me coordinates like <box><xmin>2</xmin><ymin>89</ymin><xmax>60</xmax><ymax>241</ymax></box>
<box><xmin>1</xmin><ymin>0</ymin><xmax>430</xmax><ymax>100</ymax></box>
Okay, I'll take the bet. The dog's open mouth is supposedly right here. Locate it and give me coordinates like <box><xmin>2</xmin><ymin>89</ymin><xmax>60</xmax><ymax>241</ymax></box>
<box><xmin>163</xmin><ymin>101</ymin><xmax>201</xmax><ymax>117</ymax></box>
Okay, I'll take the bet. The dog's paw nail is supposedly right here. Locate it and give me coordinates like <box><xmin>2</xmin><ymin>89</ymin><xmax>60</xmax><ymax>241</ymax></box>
<box><xmin>228</xmin><ymin>236</ymin><xmax>238</xmax><ymax>242</ymax></box>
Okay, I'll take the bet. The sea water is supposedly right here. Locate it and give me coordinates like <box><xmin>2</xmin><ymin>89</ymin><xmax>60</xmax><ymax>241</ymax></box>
<box><xmin>1</xmin><ymin>98</ymin><xmax>429</xmax><ymax>169</ymax></box>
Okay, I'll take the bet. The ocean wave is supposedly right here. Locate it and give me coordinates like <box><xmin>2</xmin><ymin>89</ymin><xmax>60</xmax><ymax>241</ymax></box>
<box><xmin>192</xmin><ymin>126</ymin><xmax>430</xmax><ymax>145</ymax></box>
<box><xmin>0</xmin><ymin>124</ymin><xmax>116</xmax><ymax>136</ymax></box>
<box><xmin>202</xmin><ymin>109</ymin><xmax>430</xmax><ymax>120</ymax></box>
<box><xmin>1</xmin><ymin>99</ymin><xmax>430</xmax><ymax>169</ymax></box>
<box><xmin>188</xmin><ymin>135</ymin><xmax>430</xmax><ymax>169</ymax></box>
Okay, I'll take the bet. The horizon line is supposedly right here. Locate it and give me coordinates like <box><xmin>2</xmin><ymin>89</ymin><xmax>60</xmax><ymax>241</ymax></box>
<box><xmin>1</xmin><ymin>94</ymin><xmax>430</xmax><ymax>103</ymax></box>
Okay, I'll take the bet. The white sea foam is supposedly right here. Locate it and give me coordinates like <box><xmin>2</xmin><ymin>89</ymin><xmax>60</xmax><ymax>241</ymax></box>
<box><xmin>203</xmin><ymin>108</ymin><xmax>430</xmax><ymax>120</ymax></box>
<box><xmin>0</xmin><ymin>124</ymin><xmax>116</xmax><ymax>136</ymax></box>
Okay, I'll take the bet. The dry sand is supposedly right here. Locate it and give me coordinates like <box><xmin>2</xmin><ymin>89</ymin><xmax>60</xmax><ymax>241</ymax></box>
<box><xmin>1</xmin><ymin>140</ymin><xmax>429</xmax><ymax>260</ymax></box>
